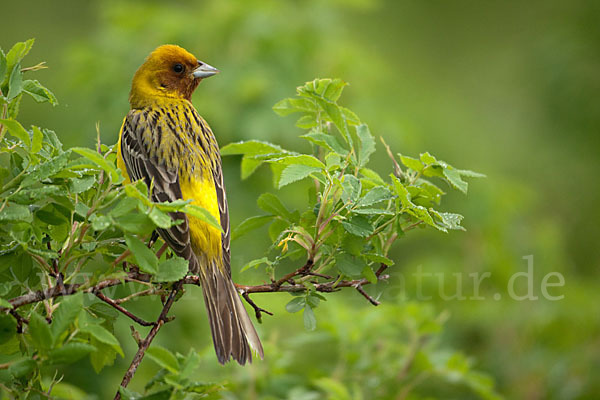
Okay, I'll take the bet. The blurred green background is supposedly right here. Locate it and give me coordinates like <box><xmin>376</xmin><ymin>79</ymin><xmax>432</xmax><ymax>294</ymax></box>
<box><xmin>2</xmin><ymin>0</ymin><xmax>599</xmax><ymax>398</ymax></box>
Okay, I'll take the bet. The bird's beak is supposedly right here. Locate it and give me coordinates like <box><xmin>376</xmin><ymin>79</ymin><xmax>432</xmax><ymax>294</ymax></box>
<box><xmin>192</xmin><ymin>61</ymin><xmax>219</xmax><ymax>79</ymax></box>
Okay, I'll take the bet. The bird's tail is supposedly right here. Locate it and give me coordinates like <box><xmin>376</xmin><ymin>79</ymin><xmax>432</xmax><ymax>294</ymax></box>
<box><xmin>198</xmin><ymin>260</ymin><xmax>264</xmax><ymax>365</ymax></box>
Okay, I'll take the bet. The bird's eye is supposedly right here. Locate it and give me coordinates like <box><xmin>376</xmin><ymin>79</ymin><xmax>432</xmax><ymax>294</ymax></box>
<box><xmin>173</xmin><ymin>63</ymin><xmax>184</xmax><ymax>73</ymax></box>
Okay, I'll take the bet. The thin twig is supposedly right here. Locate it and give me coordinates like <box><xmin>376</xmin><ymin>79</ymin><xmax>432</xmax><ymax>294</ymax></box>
<box><xmin>114</xmin><ymin>280</ymin><xmax>183</xmax><ymax>400</ymax></box>
<box><xmin>240</xmin><ymin>291</ymin><xmax>273</xmax><ymax>322</ymax></box>
<box><xmin>94</xmin><ymin>292</ymin><xmax>156</xmax><ymax>327</ymax></box>
<box><xmin>354</xmin><ymin>283</ymin><xmax>380</xmax><ymax>306</ymax></box>
<box><xmin>113</xmin><ymin>288</ymin><xmax>159</xmax><ymax>305</ymax></box>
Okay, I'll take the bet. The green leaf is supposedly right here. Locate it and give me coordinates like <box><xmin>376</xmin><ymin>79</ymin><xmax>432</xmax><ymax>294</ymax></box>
<box><xmin>391</xmin><ymin>175</ymin><xmax>412</xmax><ymax>208</ymax></box>
<box><xmin>356</xmin><ymin>124</ymin><xmax>375</xmax><ymax>167</ymax></box>
<box><xmin>114</xmin><ymin>213</ymin><xmax>155</xmax><ymax>234</ymax></box>
<box><xmin>341</xmin><ymin>216</ymin><xmax>374</xmax><ymax>237</ymax></box>
<box><xmin>90</xmin><ymin>214</ymin><xmax>111</xmax><ymax>230</ymax></box>
<box><xmin>357</xmin><ymin>186</ymin><xmax>393</xmax><ymax>208</ymax></box>
<box><xmin>303</xmin><ymin>306</ymin><xmax>317</xmax><ymax>331</ymax></box>
<box><xmin>8</xmin><ymin>358</ymin><xmax>36</xmax><ymax>378</ymax></box>
<box><xmin>80</xmin><ymin>324</ymin><xmax>123</xmax><ymax>357</ymax></box>
<box><xmin>220</xmin><ymin>140</ymin><xmax>284</xmax><ymax>157</ymax></box>
<box><xmin>420</xmin><ymin>151</ymin><xmax>438</xmax><ymax>165</ymax></box>
<box><xmin>362</xmin><ymin>265</ymin><xmax>378</xmax><ymax>284</ymax></box>
<box><xmin>0</xmin><ymin>202</ymin><xmax>31</xmax><ymax>222</ymax></box>
<box><xmin>89</xmin><ymin>338</ymin><xmax>118</xmax><ymax>373</ymax></box>
<box><xmin>295</xmin><ymin>113</ymin><xmax>317</xmax><ymax>128</ymax></box>
<box><xmin>0</xmin><ymin>50</ymin><xmax>6</xmax><ymax>84</ymax></box>
<box><xmin>0</xmin><ymin>314</ymin><xmax>17</xmax><ymax>344</ymax></box>
<box><xmin>285</xmin><ymin>297</ymin><xmax>305</xmax><ymax>313</ymax></box>
<box><xmin>341</xmin><ymin>174</ymin><xmax>361</xmax><ymax>204</ymax></box>
<box><xmin>269</xmin><ymin>154</ymin><xmax>326</xmax><ymax>169</ymax></box>
<box><xmin>31</xmin><ymin>125</ymin><xmax>43</xmax><ymax>153</ymax></box>
<box><xmin>156</xmin><ymin>257</ymin><xmax>188</xmax><ymax>282</ymax></box>
<box><xmin>148</xmin><ymin>207</ymin><xmax>174</xmax><ymax>228</ymax></box>
<box><xmin>29</xmin><ymin>312</ymin><xmax>52</xmax><ymax>351</ymax></box>
<box><xmin>241</xmin><ymin>257</ymin><xmax>271</xmax><ymax>273</ymax></box>
<box><xmin>336</xmin><ymin>253</ymin><xmax>367</xmax><ymax>277</ymax></box>
<box><xmin>278</xmin><ymin>164</ymin><xmax>321</xmax><ymax>188</ymax></box>
<box><xmin>399</xmin><ymin>154</ymin><xmax>424</xmax><ymax>172</ymax></box>
<box><xmin>4</xmin><ymin>39</ymin><xmax>34</xmax><ymax>76</ymax></box>
<box><xmin>68</xmin><ymin>176</ymin><xmax>96</xmax><ymax>194</ymax></box>
<box><xmin>6</xmin><ymin>64</ymin><xmax>22</xmax><ymax>100</ymax></box>
<box><xmin>301</xmin><ymin>130</ymin><xmax>348</xmax><ymax>155</ymax></box>
<box><xmin>22</xmin><ymin>80</ymin><xmax>58</xmax><ymax>105</ymax></box>
<box><xmin>71</xmin><ymin>147</ymin><xmax>122</xmax><ymax>183</ymax></box>
<box><xmin>0</xmin><ymin>118</ymin><xmax>30</xmax><ymax>148</ymax></box>
<box><xmin>240</xmin><ymin>157</ymin><xmax>263</xmax><ymax>179</ymax></box>
<box><xmin>147</xmin><ymin>346</ymin><xmax>179</xmax><ymax>373</ymax></box>
<box><xmin>232</xmin><ymin>215</ymin><xmax>273</xmax><ymax>240</ymax></box>
<box><xmin>125</xmin><ymin>234</ymin><xmax>159</xmax><ymax>274</ymax></box>
<box><xmin>48</xmin><ymin>342</ymin><xmax>96</xmax><ymax>365</ymax></box>
<box><xmin>364</xmin><ymin>253</ymin><xmax>395</xmax><ymax>266</ymax></box>
<box><xmin>272</xmin><ymin>97</ymin><xmax>315</xmax><ymax>116</ymax></box>
<box><xmin>0</xmin><ymin>298</ymin><xmax>11</xmax><ymax>309</ymax></box>
<box><xmin>22</xmin><ymin>151</ymin><xmax>70</xmax><ymax>186</ymax></box>
<box><xmin>183</xmin><ymin>205</ymin><xmax>223</xmax><ymax>232</ymax></box>
<box><xmin>257</xmin><ymin>193</ymin><xmax>292</xmax><ymax>220</ymax></box>
<box><xmin>51</xmin><ymin>293</ymin><xmax>83</xmax><ymax>345</ymax></box>
<box><xmin>457</xmin><ymin>169</ymin><xmax>486</xmax><ymax>178</ymax></box>
<box><xmin>443</xmin><ymin>168</ymin><xmax>468</xmax><ymax>194</ymax></box>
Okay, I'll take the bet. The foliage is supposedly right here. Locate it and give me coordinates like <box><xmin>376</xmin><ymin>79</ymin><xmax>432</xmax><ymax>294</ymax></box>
<box><xmin>0</xmin><ymin>40</ymin><xmax>495</xmax><ymax>399</ymax></box>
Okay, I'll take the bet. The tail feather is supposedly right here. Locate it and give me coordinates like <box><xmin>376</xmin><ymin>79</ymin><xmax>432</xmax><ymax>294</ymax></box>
<box><xmin>199</xmin><ymin>261</ymin><xmax>264</xmax><ymax>365</ymax></box>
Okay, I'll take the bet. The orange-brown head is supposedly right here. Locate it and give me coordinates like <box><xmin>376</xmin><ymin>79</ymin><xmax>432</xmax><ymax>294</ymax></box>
<box><xmin>129</xmin><ymin>45</ymin><xmax>219</xmax><ymax>108</ymax></box>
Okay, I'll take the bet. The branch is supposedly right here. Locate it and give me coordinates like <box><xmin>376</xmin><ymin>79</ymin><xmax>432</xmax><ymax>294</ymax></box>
<box><xmin>114</xmin><ymin>280</ymin><xmax>183</xmax><ymax>400</ymax></box>
<box><xmin>94</xmin><ymin>292</ymin><xmax>156</xmax><ymax>327</ymax></box>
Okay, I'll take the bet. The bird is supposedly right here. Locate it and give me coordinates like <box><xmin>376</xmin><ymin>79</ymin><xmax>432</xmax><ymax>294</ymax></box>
<box><xmin>116</xmin><ymin>44</ymin><xmax>263</xmax><ymax>365</ymax></box>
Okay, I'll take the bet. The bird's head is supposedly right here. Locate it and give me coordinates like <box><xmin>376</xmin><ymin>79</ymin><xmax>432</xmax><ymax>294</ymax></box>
<box><xmin>129</xmin><ymin>44</ymin><xmax>219</xmax><ymax>108</ymax></box>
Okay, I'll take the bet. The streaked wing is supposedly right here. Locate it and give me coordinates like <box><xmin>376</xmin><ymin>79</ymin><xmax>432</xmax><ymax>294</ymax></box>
<box><xmin>120</xmin><ymin>111</ymin><xmax>197</xmax><ymax>267</ymax></box>
<box><xmin>213</xmin><ymin>159</ymin><xmax>231</xmax><ymax>277</ymax></box>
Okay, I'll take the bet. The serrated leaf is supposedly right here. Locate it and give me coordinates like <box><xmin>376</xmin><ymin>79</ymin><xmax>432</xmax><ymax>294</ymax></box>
<box><xmin>68</xmin><ymin>175</ymin><xmax>95</xmax><ymax>194</ymax></box>
<box><xmin>22</xmin><ymin>151</ymin><xmax>70</xmax><ymax>186</ymax></box>
<box><xmin>356</xmin><ymin>124</ymin><xmax>375</xmax><ymax>167</ymax></box>
<box><xmin>148</xmin><ymin>207</ymin><xmax>174</xmax><ymax>228</ymax></box>
<box><xmin>278</xmin><ymin>164</ymin><xmax>320</xmax><ymax>188</ymax></box>
<box><xmin>269</xmin><ymin>154</ymin><xmax>325</xmax><ymax>169</ymax></box>
<box><xmin>336</xmin><ymin>253</ymin><xmax>367</xmax><ymax>277</ymax></box>
<box><xmin>7</xmin><ymin>64</ymin><xmax>22</xmax><ymax>100</ymax></box>
<box><xmin>391</xmin><ymin>175</ymin><xmax>413</xmax><ymax>208</ymax></box>
<box><xmin>71</xmin><ymin>147</ymin><xmax>122</xmax><ymax>183</ymax></box>
<box><xmin>156</xmin><ymin>257</ymin><xmax>188</xmax><ymax>282</ymax></box>
<box><xmin>303</xmin><ymin>306</ymin><xmax>317</xmax><ymax>331</ymax></box>
<box><xmin>147</xmin><ymin>346</ymin><xmax>179</xmax><ymax>373</ymax></box>
<box><xmin>0</xmin><ymin>118</ymin><xmax>30</xmax><ymax>148</ymax></box>
<box><xmin>240</xmin><ymin>157</ymin><xmax>262</xmax><ymax>179</ymax></box>
<box><xmin>357</xmin><ymin>186</ymin><xmax>393</xmax><ymax>208</ymax></box>
<box><xmin>89</xmin><ymin>338</ymin><xmax>118</xmax><ymax>373</ymax></box>
<box><xmin>341</xmin><ymin>215</ymin><xmax>374</xmax><ymax>237</ymax></box>
<box><xmin>8</xmin><ymin>358</ymin><xmax>36</xmax><ymax>378</ymax></box>
<box><xmin>364</xmin><ymin>253</ymin><xmax>395</xmax><ymax>266</ymax></box>
<box><xmin>443</xmin><ymin>168</ymin><xmax>468</xmax><ymax>194</ymax></box>
<box><xmin>29</xmin><ymin>313</ymin><xmax>52</xmax><ymax>351</ymax></box>
<box><xmin>31</xmin><ymin>125</ymin><xmax>43</xmax><ymax>153</ymax></box>
<box><xmin>114</xmin><ymin>213</ymin><xmax>155</xmax><ymax>234</ymax></box>
<box><xmin>272</xmin><ymin>97</ymin><xmax>315</xmax><ymax>116</ymax></box>
<box><xmin>241</xmin><ymin>257</ymin><xmax>270</xmax><ymax>272</ymax></box>
<box><xmin>80</xmin><ymin>324</ymin><xmax>123</xmax><ymax>357</ymax></box>
<box><xmin>220</xmin><ymin>140</ymin><xmax>284</xmax><ymax>156</ymax></box>
<box><xmin>341</xmin><ymin>174</ymin><xmax>361</xmax><ymax>204</ymax></box>
<box><xmin>21</xmin><ymin>79</ymin><xmax>58</xmax><ymax>105</ymax></box>
<box><xmin>362</xmin><ymin>266</ymin><xmax>378</xmax><ymax>284</ymax></box>
<box><xmin>301</xmin><ymin>130</ymin><xmax>348</xmax><ymax>155</ymax></box>
<box><xmin>0</xmin><ymin>314</ymin><xmax>17</xmax><ymax>344</ymax></box>
<box><xmin>257</xmin><ymin>193</ymin><xmax>292</xmax><ymax>220</ymax></box>
<box><xmin>4</xmin><ymin>39</ymin><xmax>34</xmax><ymax>75</ymax></box>
<box><xmin>51</xmin><ymin>293</ymin><xmax>83</xmax><ymax>345</ymax></box>
<box><xmin>125</xmin><ymin>234</ymin><xmax>158</xmax><ymax>274</ymax></box>
<box><xmin>232</xmin><ymin>215</ymin><xmax>273</xmax><ymax>240</ymax></box>
<box><xmin>183</xmin><ymin>204</ymin><xmax>223</xmax><ymax>232</ymax></box>
<box><xmin>48</xmin><ymin>342</ymin><xmax>96</xmax><ymax>365</ymax></box>
<box><xmin>0</xmin><ymin>202</ymin><xmax>31</xmax><ymax>222</ymax></box>
<box><xmin>399</xmin><ymin>154</ymin><xmax>424</xmax><ymax>172</ymax></box>
<box><xmin>295</xmin><ymin>113</ymin><xmax>317</xmax><ymax>129</ymax></box>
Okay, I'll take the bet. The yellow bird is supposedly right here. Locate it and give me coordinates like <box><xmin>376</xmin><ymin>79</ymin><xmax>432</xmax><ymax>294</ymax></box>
<box><xmin>116</xmin><ymin>45</ymin><xmax>263</xmax><ymax>364</ymax></box>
